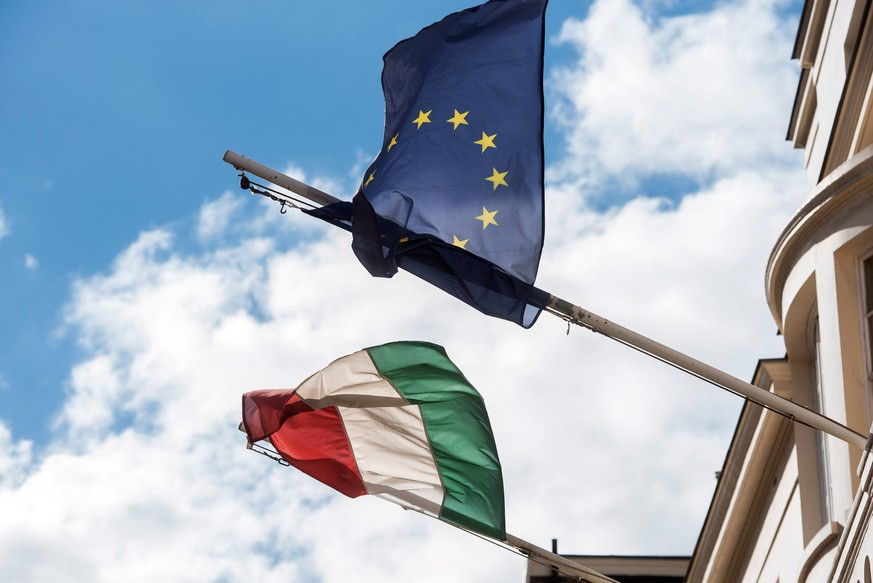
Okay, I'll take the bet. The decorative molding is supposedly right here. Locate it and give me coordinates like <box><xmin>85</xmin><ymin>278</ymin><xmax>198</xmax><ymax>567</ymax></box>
<box><xmin>829</xmin><ymin>433</ymin><xmax>873</xmax><ymax>581</ymax></box>
<box><xmin>766</xmin><ymin>144</ymin><xmax>873</xmax><ymax>330</ymax></box>
<box><xmin>798</xmin><ymin>521</ymin><xmax>842</xmax><ymax>582</ymax></box>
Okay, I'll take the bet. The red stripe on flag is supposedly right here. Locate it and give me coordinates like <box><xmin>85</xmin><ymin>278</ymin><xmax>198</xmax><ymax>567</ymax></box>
<box><xmin>243</xmin><ymin>390</ymin><xmax>367</xmax><ymax>498</ymax></box>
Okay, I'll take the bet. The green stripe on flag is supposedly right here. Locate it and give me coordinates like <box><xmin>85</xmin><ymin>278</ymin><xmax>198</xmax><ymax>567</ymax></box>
<box><xmin>366</xmin><ymin>341</ymin><xmax>506</xmax><ymax>540</ymax></box>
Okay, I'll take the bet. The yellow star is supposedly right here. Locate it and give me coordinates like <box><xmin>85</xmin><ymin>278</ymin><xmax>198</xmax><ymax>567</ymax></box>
<box><xmin>475</xmin><ymin>207</ymin><xmax>498</xmax><ymax>229</ymax></box>
<box><xmin>386</xmin><ymin>133</ymin><xmax>399</xmax><ymax>152</ymax></box>
<box><xmin>485</xmin><ymin>167</ymin><xmax>508</xmax><ymax>190</ymax></box>
<box><xmin>452</xmin><ymin>235</ymin><xmax>469</xmax><ymax>249</ymax></box>
<box><xmin>474</xmin><ymin>132</ymin><xmax>497</xmax><ymax>152</ymax></box>
<box><xmin>364</xmin><ymin>171</ymin><xmax>376</xmax><ymax>189</ymax></box>
<box><xmin>412</xmin><ymin>110</ymin><xmax>432</xmax><ymax>129</ymax></box>
<box><xmin>447</xmin><ymin>109</ymin><xmax>469</xmax><ymax>130</ymax></box>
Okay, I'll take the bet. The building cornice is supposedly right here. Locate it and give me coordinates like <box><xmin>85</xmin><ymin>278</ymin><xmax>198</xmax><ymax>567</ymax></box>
<box><xmin>765</xmin><ymin>144</ymin><xmax>873</xmax><ymax>330</ymax></box>
<box><xmin>686</xmin><ymin>360</ymin><xmax>792</xmax><ymax>582</ymax></box>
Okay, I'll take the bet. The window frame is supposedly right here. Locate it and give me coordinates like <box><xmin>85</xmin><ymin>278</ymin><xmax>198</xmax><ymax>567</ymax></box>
<box><xmin>859</xmin><ymin>250</ymin><xmax>873</xmax><ymax>384</ymax></box>
<box><xmin>809</xmin><ymin>310</ymin><xmax>834</xmax><ymax>524</ymax></box>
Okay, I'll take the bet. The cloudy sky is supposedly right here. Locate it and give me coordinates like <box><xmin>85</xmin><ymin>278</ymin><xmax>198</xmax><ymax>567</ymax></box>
<box><xmin>0</xmin><ymin>0</ymin><xmax>807</xmax><ymax>581</ymax></box>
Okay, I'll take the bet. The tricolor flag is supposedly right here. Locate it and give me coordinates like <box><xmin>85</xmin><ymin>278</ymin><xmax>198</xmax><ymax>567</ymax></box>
<box><xmin>307</xmin><ymin>0</ymin><xmax>549</xmax><ymax>328</ymax></box>
<box><xmin>241</xmin><ymin>341</ymin><xmax>505</xmax><ymax>540</ymax></box>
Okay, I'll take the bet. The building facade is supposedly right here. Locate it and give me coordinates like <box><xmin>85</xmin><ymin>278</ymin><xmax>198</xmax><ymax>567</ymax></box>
<box><xmin>525</xmin><ymin>554</ymin><xmax>688</xmax><ymax>583</ymax></box>
<box><xmin>686</xmin><ymin>0</ymin><xmax>873</xmax><ymax>581</ymax></box>
<box><xmin>526</xmin><ymin>1</ymin><xmax>873</xmax><ymax>581</ymax></box>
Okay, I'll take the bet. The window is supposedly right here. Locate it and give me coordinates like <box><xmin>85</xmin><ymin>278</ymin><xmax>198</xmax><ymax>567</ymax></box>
<box><xmin>812</xmin><ymin>314</ymin><xmax>834</xmax><ymax>524</ymax></box>
<box><xmin>862</xmin><ymin>254</ymin><xmax>873</xmax><ymax>378</ymax></box>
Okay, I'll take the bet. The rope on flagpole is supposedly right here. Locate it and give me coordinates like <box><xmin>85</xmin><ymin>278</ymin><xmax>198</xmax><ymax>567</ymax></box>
<box><xmin>238</xmin><ymin>172</ymin><xmax>320</xmax><ymax>214</ymax></box>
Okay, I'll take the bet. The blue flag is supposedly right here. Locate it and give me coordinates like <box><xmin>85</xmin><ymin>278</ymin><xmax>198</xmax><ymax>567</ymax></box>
<box><xmin>309</xmin><ymin>0</ymin><xmax>548</xmax><ymax>327</ymax></box>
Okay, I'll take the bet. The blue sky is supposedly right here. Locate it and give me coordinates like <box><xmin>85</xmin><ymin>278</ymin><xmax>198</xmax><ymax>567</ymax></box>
<box><xmin>1</xmin><ymin>1</ymin><xmax>809</xmax><ymax>581</ymax></box>
<box><xmin>0</xmin><ymin>0</ymin><xmax>732</xmax><ymax>444</ymax></box>
<box><xmin>0</xmin><ymin>0</ymin><xmax>593</xmax><ymax>441</ymax></box>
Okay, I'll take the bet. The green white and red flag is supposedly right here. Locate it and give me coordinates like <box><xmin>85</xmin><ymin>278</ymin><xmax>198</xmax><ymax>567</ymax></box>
<box><xmin>241</xmin><ymin>340</ymin><xmax>505</xmax><ymax>540</ymax></box>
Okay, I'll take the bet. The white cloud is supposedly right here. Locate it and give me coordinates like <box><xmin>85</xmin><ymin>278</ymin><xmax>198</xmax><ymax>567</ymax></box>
<box><xmin>549</xmin><ymin>0</ymin><xmax>802</xmax><ymax>189</ymax></box>
<box><xmin>0</xmin><ymin>422</ymin><xmax>32</xmax><ymax>490</ymax></box>
<box><xmin>0</xmin><ymin>205</ymin><xmax>9</xmax><ymax>240</ymax></box>
<box><xmin>197</xmin><ymin>192</ymin><xmax>244</xmax><ymax>241</ymax></box>
<box><xmin>0</xmin><ymin>162</ymin><xmax>800</xmax><ymax>580</ymax></box>
<box><xmin>282</xmin><ymin>162</ymin><xmax>349</xmax><ymax>201</ymax></box>
<box><xmin>0</xmin><ymin>0</ymin><xmax>809</xmax><ymax>580</ymax></box>
<box><xmin>24</xmin><ymin>254</ymin><xmax>38</xmax><ymax>270</ymax></box>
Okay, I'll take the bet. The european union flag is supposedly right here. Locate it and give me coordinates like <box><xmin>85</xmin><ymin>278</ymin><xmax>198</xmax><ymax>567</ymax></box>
<box><xmin>311</xmin><ymin>0</ymin><xmax>548</xmax><ymax>327</ymax></box>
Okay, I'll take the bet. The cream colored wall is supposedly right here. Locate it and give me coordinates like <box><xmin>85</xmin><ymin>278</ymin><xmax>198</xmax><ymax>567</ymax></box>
<box><xmin>762</xmin><ymin>185</ymin><xmax>873</xmax><ymax>583</ymax></box>
<box><xmin>777</xmin><ymin>201</ymin><xmax>873</xmax><ymax>526</ymax></box>
<box><xmin>691</xmin><ymin>1</ymin><xmax>873</xmax><ymax>580</ymax></box>
<box><xmin>738</xmin><ymin>449</ymin><xmax>805</xmax><ymax>583</ymax></box>
<box><xmin>706</xmin><ymin>147</ymin><xmax>873</xmax><ymax>583</ymax></box>
<box><xmin>811</xmin><ymin>230</ymin><xmax>862</xmax><ymax>517</ymax></box>
<box><xmin>799</xmin><ymin>0</ymin><xmax>855</xmax><ymax>188</ymax></box>
<box><xmin>696</xmin><ymin>408</ymin><xmax>790</xmax><ymax>582</ymax></box>
<box><xmin>829</xmin><ymin>446</ymin><xmax>873</xmax><ymax>582</ymax></box>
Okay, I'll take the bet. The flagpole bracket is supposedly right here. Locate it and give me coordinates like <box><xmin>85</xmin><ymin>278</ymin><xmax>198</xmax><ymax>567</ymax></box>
<box><xmin>239</xmin><ymin>172</ymin><xmax>251</xmax><ymax>191</ymax></box>
<box><xmin>235</xmin><ymin>169</ymin><xmax>302</xmax><ymax>215</ymax></box>
<box><xmin>244</xmin><ymin>439</ymin><xmax>291</xmax><ymax>467</ymax></box>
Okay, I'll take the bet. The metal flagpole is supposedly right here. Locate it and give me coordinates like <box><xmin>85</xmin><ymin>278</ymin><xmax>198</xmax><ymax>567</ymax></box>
<box><xmin>542</xmin><ymin>296</ymin><xmax>867</xmax><ymax>449</ymax></box>
<box><xmin>504</xmin><ymin>533</ymin><xmax>618</xmax><ymax>583</ymax></box>
<box><xmin>222</xmin><ymin>151</ymin><xmax>869</xmax><ymax>450</ymax></box>
<box><xmin>223</xmin><ymin>150</ymin><xmax>340</xmax><ymax>206</ymax></box>
<box><xmin>238</xmin><ymin>424</ymin><xmax>616</xmax><ymax>582</ymax></box>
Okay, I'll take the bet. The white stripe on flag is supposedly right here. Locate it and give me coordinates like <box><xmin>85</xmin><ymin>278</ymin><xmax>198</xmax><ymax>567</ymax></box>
<box><xmin>296</xmin><ymin>350</ymin><xmax>408</xmax><ymax>408</ymax></box>
<box><xmin>340</xmin><ymin>403</ymin><xmax>445</xmax><ymax>517</ymax></box>
<box><xmin>297</xmin><ymin>350</ymin><xmax>445</xmax><ymax>516</ymax></box>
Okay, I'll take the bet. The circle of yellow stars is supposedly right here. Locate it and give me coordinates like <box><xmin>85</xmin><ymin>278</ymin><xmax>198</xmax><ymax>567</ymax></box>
<box><xmin>364</xmin><ymin>105</ymin><xmax>512</xmax><ymax>252</ymax></box>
